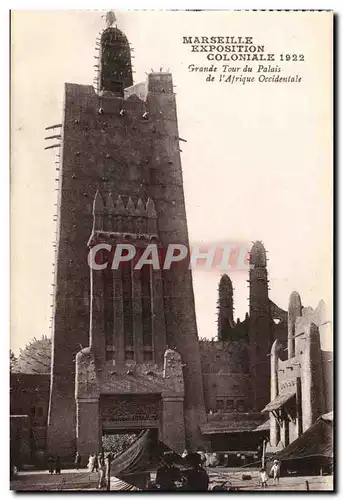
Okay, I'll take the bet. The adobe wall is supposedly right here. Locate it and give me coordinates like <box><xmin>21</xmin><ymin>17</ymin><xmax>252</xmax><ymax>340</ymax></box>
<box><xmin>277</xmin><ymin>357</ymin><xmax>302</xmax><ymax>444</ymax></box>
<box><xmin>199</xmin><ymin>340</ymin><xmax>252</xmax><ymax>412</ymax></box>
<box><xmin>10</xmin><ymin>416</ymin><xmax>31</xmax><ymax>467</ymax></box>
<box><xmin>10</xmin><ymin>374</ymin><xmax>50</xmax><ymax>460</ymax></box>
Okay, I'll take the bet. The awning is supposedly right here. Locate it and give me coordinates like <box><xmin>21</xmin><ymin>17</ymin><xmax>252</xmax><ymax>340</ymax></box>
<box><xmin>262</xmin><ymin>390</ymin><xmax>296</xmax><ymax>412</ymax></box>
<box><xmin>201</xmin><ymin>420</ymin><xmax>264</xmax><ymax>435</ymax></box>
<box><xmin>110</xmin><ymin>477</ymin><xmax>140</xmax><ymax>491</ymax></box>
<box><xmin>274</xmin><ymin>418</ymin><xmax>333</xmax><ymax>461</ymax></box>
<box><xmin>109</xmin><ymin>429</ymin><xmax>185</xmax><ymax>488</ymax></box>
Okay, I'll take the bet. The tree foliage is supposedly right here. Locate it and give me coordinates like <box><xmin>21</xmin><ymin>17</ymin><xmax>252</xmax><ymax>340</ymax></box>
<box><xmin>10</xmin><ymin>350</ymin><xmax>17</xmax><ymax>372</ymax></box>
<box><xmin>14</xmin><ymin>336</ymin><xmax>51</xmax><ymax>374</ymax></box>
<box><xmin>102</xmin><ymin>434</ymin><xmax>136</xmax><ymax>456</ymax></box>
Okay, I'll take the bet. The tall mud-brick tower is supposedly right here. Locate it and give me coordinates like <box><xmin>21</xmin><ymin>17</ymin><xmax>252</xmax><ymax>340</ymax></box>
<box><xmin>47</xmin><ymin>13</ymin><xmax>206</xmax><ymax>459</ymax></box>
<box><xmin>248</xmin><ymin>241</ymin><xmax>273</xmax><ymax>411</ymax></box>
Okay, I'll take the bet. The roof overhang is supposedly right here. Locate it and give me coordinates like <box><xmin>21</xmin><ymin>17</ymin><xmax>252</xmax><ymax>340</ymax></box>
<box><xmin>262</xmin><ymin>390</ymin><xmax>296</xmax><ymax>412</ymax></box>
<box><xmin>201</xmin><ymin>420</ymin><xmax>264</xmax><ymax>435</ymax></box>
<box><xmin>253</xmin><ymin>420</ymin><xmax>270</xmax><ymax>432</ymax></box>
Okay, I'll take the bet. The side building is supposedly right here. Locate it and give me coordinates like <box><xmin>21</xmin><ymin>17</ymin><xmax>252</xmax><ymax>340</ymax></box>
<box><xmin>198</xmin><ymin>242</ymin><xmax>288</xmax><ymax>460</ymax></box>
<box><xmin>10</xmin><ymin>337</ymin><xmax>51</xmax><ymax>468</ymax></box>
<box><xmin>262</xmin><ymin>292</ymin><xmax>333</xmax><ymax>471</ymax></box>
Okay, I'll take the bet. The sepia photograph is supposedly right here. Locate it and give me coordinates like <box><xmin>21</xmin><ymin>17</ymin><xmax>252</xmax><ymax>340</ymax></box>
<box><xmin>10</xmin><ymin>9</ymin><xmax>333</xmax><ymax>491</ymax></box>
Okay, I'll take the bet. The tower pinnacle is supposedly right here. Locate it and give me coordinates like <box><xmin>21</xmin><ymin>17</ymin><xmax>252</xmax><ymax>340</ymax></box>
<box><xmin>105</xmin><ymin>11</ymin><xmax>116</xmax><ymax>27</ymax></box>
<box><xmin>98</xmin><ymin>11</ymin><xmax>133</xmax><ymax>95</ymax></box>
<box><xmin>249</xmin><ymin>240</ymin><xmax>267</xmax><ymax>267</ymax></box>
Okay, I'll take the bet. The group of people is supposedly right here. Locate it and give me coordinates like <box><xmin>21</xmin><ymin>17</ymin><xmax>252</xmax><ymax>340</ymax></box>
<box><xmin>260</xmin><ymin>460</ymin><xmax>281</xmax><ymax>488</ymax></box>
<box><xmin>69</xmin><ymin>448</ymin><xmax>280</xmax><ymax>491</ymax></box>
<box><xmin>153</xmin><ymin>452</ymin><xmax>209</xmax><ymax>491</ymax></box>
<box><xmin>47</xmin><ymin>456</ymin><xmax>62</xmax><ymax>474</ymax></box>
<box><xmin>75</xmin><ymin>451</ymin><xmax>111</xmax><ymax>489</ymax></box>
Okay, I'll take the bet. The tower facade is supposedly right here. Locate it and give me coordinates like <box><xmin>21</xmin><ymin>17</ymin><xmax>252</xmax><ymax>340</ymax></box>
<box><xmin>47</xmin><ymin>18</ymin><xmax>206</xmax><ymax>458</ymax></box>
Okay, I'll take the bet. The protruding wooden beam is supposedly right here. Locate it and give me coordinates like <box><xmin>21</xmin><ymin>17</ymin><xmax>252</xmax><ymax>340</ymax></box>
<box><xmin>45</xmin><ymin>124</ymin><xmax>62</xmax><ymax>130</ymax></box>
<box><xmin>45</xmin><ymin>135</ymin><xmax>61</xmax><ymax>140</ymax></box>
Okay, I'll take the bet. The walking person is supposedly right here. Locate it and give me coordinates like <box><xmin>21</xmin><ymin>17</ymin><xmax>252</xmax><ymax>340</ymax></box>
<box><xmin>270</xmin><ymin>459</ymin><xmax>281</xmax><ymax>485</ymax></box>
<box><xmin>75</xmin><ymin>451</ymin><xmax>81</xmax><ymax>471</ymax></box>
<box><xmin>259</xmin><ymin>467</ymin><xmax>268</xmax><ymax>488</ymax></box>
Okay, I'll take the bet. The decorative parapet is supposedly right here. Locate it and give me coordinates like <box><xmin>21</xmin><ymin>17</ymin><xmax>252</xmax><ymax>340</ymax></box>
<box><xmin>93</xmin><ymin>350</ymin><xmax>184</xmax><ymax>397</ymax></box>
<box><xmin>88</xmin><ymin>192</ymin><xmax>159</xmax><ymax>246</ymax></box>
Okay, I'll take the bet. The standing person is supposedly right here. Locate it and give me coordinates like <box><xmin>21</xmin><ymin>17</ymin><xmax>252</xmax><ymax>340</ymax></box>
<box><xmin>156</xmin><ymin>454</ymin><xmax>182</xmax><ymax>491</ymax></box>
<box><xmin>105</xmin><ymin>452</ymin><xmax>114</xmax><ymax>491</ymax></box>
<box><xmin>97</xmin><ymin>452</ymin><xmax>106</xmax><ymax>489</ymax></box>
<box><xmin>93</xmin><ymin>453</ymin><xmax>99</xmax><ymax>473</ymax></box>
<box><xmin>75</xmin><ymin>451</ymin><xmax>81</xmax><ymax>471</ymax></box>
<box><xmin>182</xmin><ymin>453</ymin><xmax>209</xmax><ymax>492</ymax></box>
<box><xmin>88</xmin><ymin>454</ymin><xmax>95</xmax><ymax>472</ymax></box>
<box><xmin>55</xmin><ymin>456</ymin><xmax>61</xmax><ymax>475</ymax></box>
<box><xmin>197</xmin><ymin>448</ymin><xmax>206</xmax><ymax>465</ymax></box>
<box><xmin>47</xmin><ymin>456</ymin><xmax>54</xmax><ymax>474</ymax></box>
<box><xmin>259</xmin><ymin>467</ymin><xmax>268</xmax><ymax>488</ymax></box>
<box><xmin>270</xmin><ymin>460</ymin><xmax>281</xmax><ymax>485</ymax></box>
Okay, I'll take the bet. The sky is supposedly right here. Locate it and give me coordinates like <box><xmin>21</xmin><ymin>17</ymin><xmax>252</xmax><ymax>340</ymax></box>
<box><xmin>10</xmin><ymin>10</ymin><xmax>333</xmax><ymax>354</ymax></box>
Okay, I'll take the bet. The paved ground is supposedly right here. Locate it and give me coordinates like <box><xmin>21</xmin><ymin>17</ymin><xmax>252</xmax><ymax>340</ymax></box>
<box><xmin>209</xmin><ymin>467</ymin><xmax>333</xmax><ymax>491</ymax></box>
<box><xmin>10</xmin><ymin>467</ymin><xmax>334</xmax><ymax>491</ymax></box>
<box><xmin>11</xmin><ymin>469</ymin><xmax>99</xmax><ymax>491</ymax></box>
